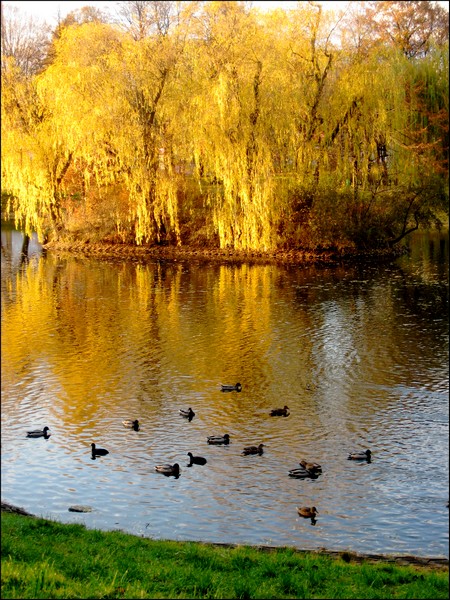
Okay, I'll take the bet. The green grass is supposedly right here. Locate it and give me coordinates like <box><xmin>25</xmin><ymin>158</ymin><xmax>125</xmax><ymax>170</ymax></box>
<box><xmin>1</xmin><ymin>512</ymin><xmax>448</xmax><ymax>599</ymax></box>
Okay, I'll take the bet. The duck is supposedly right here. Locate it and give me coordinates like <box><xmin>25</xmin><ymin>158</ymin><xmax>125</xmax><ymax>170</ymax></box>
<box><xmin>297</xmin><ymin>506</ymin><xmax>318</xmax><ymax>519</ymax></box>
<box><xmin>270</xmin><ymin>405</ymin><xmax>289</xmax><ymax>417</ymax></box>
<box><xmin>122</xmin><ymin>419</ymin><xmax>140</xmax><ymax>431</ymax></box>
<box><xmin>91</xmin><ymin>443</ymin><xmax>109</xmax><ymax>456</ymax></box>
<box><xmin>299</xmin><ymin>459</ymin><xmax>322</xmax><ymax>474</ymax></box>
<box><xmin>207</xmin><ymin>434</ymin><xmax>230</xmax><ymax>445</ymax></box>
<box><xmin>241</xmin><ymin>443</ymin><xmax>265</xmax><ymax>456</ymax></box>
<box><xmin>155</xmin><ymin>463</ymin><xmax>180</xmax><ymax>476</ymax></box>
<box><xmin>179</xmin><ymin>408</ymin><xmax>195</xmax><ymax>420</ymax></box>
<box><xmin>288</xmin><ymin>467</ymin><xmax>318</xmax><ymax>479</ymax></box>
<box><xmin>187</xmin><ymin>452</ymin><xmax>207</xmax><ymax>466</ymax></box>
<box><xmin>27</xmin><ymin>426</ymin><xmax>51</xmax><ymax>438</ymax></box>
<box><xmin>220</xmin><ymin>383</ymin><xmax>242</xmax><ymax>392</ymax></box>
<box><xmin>347</xmin><ymin>449</ymin><xmax>372</xmax><ymax>461</ymax></box>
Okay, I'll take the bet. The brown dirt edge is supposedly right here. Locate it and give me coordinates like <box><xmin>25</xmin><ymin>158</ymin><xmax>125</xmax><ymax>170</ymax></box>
<box><xmin>42</xmin><ymin>241</ymin><xmax>405</xmax><ymax>266</ymax></box>
<box><xmin>2</xmin><ymin>501</ymin><xmax>447</xmax><ymax>571</ymax></box>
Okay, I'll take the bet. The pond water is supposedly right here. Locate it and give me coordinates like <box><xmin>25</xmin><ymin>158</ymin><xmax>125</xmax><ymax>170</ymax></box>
<box><xmin>1</xmin><ymin>227</ymin><xmax>448</xmax><ymax>559</ymax></box>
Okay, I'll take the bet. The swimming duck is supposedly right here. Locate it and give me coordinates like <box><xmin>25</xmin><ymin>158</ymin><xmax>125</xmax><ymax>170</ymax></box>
<box><xmin>27</xmin><ymin>427</ymin><xmax>51</xmax><ymax>438</ymax></box>
<box><xmin>187</xmin><ymin>452</ymin><xmax>207</xmax><ymax>466</ymax></box>
<box><xmin>299</xmin><ymin>459</ymin><xmax>322</xmax><ymax>474</ymax></box>
<box><xmin>347</xmin><ymin>449</ymin><xmax>372</xmax><ymax>461</ymax></box>
<box><xmin>270</xmin><ymin>405</ymin><xmax>289</xmax><ymax>417</ymax></box>
<box><xmin>179</xmin><ymin>408</ymin><xmax>195</xmax><ymax>420</ymax></box>
<box><xmin>288</xmin><ymin>467</ymin><xmax>319</xmax><ymax>479</ymax></box>
<box><xmin>91</xmin><ymin>443</ymin><xmax>109</xmax><ymax>456</ymax></box>
<box><xmin>155</xmin><ymin>463</ymin><xmax>180</xmax><ymax>476</ymax></box>
<box><xmin>220</xmin><ymin>383</ymin><xmax>242</xmax><ymax>392</ymax></box>
<box><xmin>122</xmin><ymin>419</ymin><xmax>140</xmax><ymax>431</ymax></box>
<box><xmin>207</xmin><ymin>434</ymin><xmax>230</xmax><ymax>445</ymax></box>
<box><xmin>242</xmin><ymin>443</ymin><xmax>265</xmax><ymax>456</ymax></box>
<box><xmin>297</xmin><ymin>506</ymin><xmax>318</xmax><ymax>519</ymax></box>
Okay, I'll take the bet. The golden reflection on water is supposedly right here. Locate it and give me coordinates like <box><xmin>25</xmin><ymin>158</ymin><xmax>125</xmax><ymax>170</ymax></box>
<box><xmin>1</xmin><ymin>231</ymin><xmax>448</xmax><ymax>557</ymax></box>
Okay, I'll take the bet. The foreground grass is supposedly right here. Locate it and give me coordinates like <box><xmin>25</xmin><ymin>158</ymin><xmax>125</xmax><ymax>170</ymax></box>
<box><xmin>1</xmin><ymin>512</ymin><xmax>448</xmax><ymax>599</ymax></box>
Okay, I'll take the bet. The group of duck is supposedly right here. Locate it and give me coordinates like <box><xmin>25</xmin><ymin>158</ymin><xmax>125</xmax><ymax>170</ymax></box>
<box><xmin>26</xmin><ymin>381</ymin><xmax>372</xmax><ymax>523</ymax></box>
<box><xmin>26</xmin><ymin>427</ymin><xmax>119</xmax><ymax>459</ymax></box>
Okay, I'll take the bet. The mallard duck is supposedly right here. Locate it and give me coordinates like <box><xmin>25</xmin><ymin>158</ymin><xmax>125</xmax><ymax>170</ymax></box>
<box><xmin>91</xmin><ymin>443</ymin><xmax>109</xmax><ymax>456</ymax></box>
<box><xmin>288</xmin><ymin>467</ymin><xmax>318</xmax><ymax>479</ymax></box>
<box><xmin>122</xmin><ymin>419</ymin><xmax>140</xmax><ymax>430</ymax></box>
<box><xmin>297</xmin><ymin>506</ymin><xmax>318</xmax><ymax>519</ymax></box>
<box><xmin>179</xmin><ymin>408</ymin><xmax>195</xmax><ymax>420</ymax></box>
<box><xmin>187</xmin><ymin>452</ymin><xmax>207</xmax><ymax>466</ymax></box>
<box><xmin>347</xmin><ymin>449</ymin><xmax>371</xmax><ymax>461</ymax></box>
<box><xmin>270</xmin><ymin>405</ymin><xmax>289</xmax><ymax>417</ymax></box>
<box><xmin>299</xmin><ymin>459</ymin><xmax>322</xmax><ymax>473</ymax></box>
<box><xmin>27</xmin><ymin>426</ymin><xmax>51</xmax><ymax>438</ymax></box>
<box><xmin>220</xmin><ymin>383</ymin><xmax>242</xmax><ymax>392</ymax></box>
<box><xmin>155</xmin><ymin>463</ymin><xmax>180</xmax><ymax>476</ymax></box>
<box><xmin>241</xmin><ymin>443</ymin><xmax>265</xmax><ymax>456</ymax></box>
<box><xmin>207</xmin><ymin>434</ymin><xmax>230</xmax><ymax>445</ymax></box>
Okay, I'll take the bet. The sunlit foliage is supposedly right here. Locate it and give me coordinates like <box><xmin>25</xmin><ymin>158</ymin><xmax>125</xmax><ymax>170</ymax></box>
<box><xmin>1</xmin><ymin>0</ymin><xmax>448</xmax><ymax>251</ymax></box>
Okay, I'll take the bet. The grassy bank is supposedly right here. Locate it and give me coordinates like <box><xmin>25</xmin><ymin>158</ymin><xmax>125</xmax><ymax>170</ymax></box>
<box><xmin>1</xmin><ymin>511</ymin><xmax>448</xmax><ymax>599</ymax></box>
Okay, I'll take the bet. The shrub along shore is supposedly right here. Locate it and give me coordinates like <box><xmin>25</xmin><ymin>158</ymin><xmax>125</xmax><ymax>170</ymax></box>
<box><xmin>1</xmin><ymin>502</ymin><xmax>448</xmax><ymax>599</ymax></box>
<box><xmin>41</xmin><ymin>239</ymin><xmax>406</xmax><ymax>267</ymax></box>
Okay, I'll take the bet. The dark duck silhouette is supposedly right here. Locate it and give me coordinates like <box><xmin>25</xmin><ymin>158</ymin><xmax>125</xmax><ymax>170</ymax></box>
<box><xmin>179</xmin><ymin>408</ymin><xmax>195</xmax><ymax>421</ymax></box>
<box><xmin>270</xmin><ymin>405</ymin><xmax>289</xmax><ymax>417</ymax></box>
<box><xmin>187</xmin><ymin>452</ymin><xmax>207</xmax><ymax>466</ymax></box>
<box><xmin>27</xmin><ymin>426</ymin><xmax>51</xmax><ymax>438</ymax></box>
<box><xmin>91</xmin><ymin>443</ymin><xmax>109</xmax><ymax>457</ymax></box>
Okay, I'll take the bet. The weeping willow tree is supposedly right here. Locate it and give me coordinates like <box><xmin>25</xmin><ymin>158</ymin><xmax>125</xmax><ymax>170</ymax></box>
<box><xmin>115</xmin><ymin>30</ymin><xmax>183</xmax><ymax>245</ymax></box>
<box><xmin>180</xmin><ymin>1</ymin><xmax>278</xmax><ymax>251</ymax></box>
<box><xmin>1</xmin><ymin>57</ymin><xmax>73</xmax><ymax>240</ymax></box>
<box><xmin>93</xmin><ymin>1</ymin><xmax>200</xmax><ymax>246</ymax></box>
<box><xmin>1</xmin><ymin>20</ymin><xmax>129</xmax><ymax>241</ymax></box>
<box><xmin>36</xmin><ymin>22</ymin><xmax>128</xmax><ymax>239</ymax></box>
<box><xmin>44</xmin><ymin>17</ymin><xmax>187</xmax><ymax>246</ymax></box>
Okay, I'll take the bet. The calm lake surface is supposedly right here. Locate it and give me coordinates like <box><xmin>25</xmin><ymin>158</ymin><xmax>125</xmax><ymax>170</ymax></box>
<box><xmin>1</xmin><ymin>227</ymin><xmax>448</xmax><ymax>559</ymax></box>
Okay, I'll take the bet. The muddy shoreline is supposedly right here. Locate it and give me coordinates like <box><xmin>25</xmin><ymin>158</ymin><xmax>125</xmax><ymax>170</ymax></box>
<box><xmin>2</xmin><ymin>501</ymin><xmax>447</xmax><ymax>570</ymax></box>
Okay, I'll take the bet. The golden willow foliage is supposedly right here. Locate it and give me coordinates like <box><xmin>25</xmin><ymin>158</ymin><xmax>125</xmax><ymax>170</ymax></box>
<box><xmin>1</xmin><ymin>58</ymin><xmax>73</xmax><ymax>240</ymax></box>
<box><xmin>183</xmin><ymin>1</ymin><xmax>277</xmax><ymax>250</ymax></box>
<box><xmin>1</xmin><ymin>1</ymin><xmax>448</xmax><ymax>250</ymax></box>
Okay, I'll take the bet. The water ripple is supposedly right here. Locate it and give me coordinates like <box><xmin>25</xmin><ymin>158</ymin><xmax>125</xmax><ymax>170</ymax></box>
<box><xmin>1</xmin><ymin>231</ymin><xmax>448</xmax><ymax>558</ymax></box>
